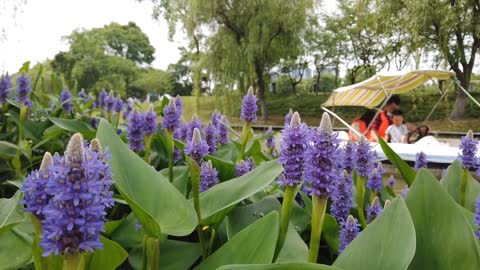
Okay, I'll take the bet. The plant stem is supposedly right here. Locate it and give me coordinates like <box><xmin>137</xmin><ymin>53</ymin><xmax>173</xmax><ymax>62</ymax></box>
<box><xmin>63</xmin><ymin>253</ymin><xmax>84</xmax><ymax>270</ymax></box>
<box><xmin>237</xmin><ymin>122</ymin><xmax>252</xmax><ymax>161</ymax></box>
<box><xmin>146</xmin><ymin>237</ymin><xmax>160</xmax><ymax>270</ymax></box>
<box><xmin>166</xmin><ymin>130</ymin><xmax>174</xmax><ymax>183</ymax></box>
<box><xmin>208</xmin><ymin>228</ymin><xmax>216</xmax><ymax>256</ymax></box>
<box><xmin>308</xmin><ymin>196</ymin><xmax>328</xmax><ymax>263</ymax></box>
<box><xmin>14</xmin><ymin>104</ymin><xmax>27</xmax><ymax>178</ymax></box>
<box><xmin>356</xmin><ymin>176</ymin><xmax>367</xmax><ymax>228</ymax></box>
<box><xmin>32</xmin><ymin>215</ymin><xmax>47</xmax><ymax>270</ymax></box>
<box><xmin>114</xmin><ymin>111</ymin><xmax>122</xmax><ymax>130</ymax></box>
<box><xmin>274</xmin><ymin>186</ymin><xmax>296</xmax><ymax>260</ymax></box>
<box><xmin>144</xmin><ymin>135</ymin><xmax>152</xmax><ymax>163</ymax></box>
<box><xmin>460</xmin><ymin>168</ymin><xmax>469</xmax><ymax>207</ymax></box>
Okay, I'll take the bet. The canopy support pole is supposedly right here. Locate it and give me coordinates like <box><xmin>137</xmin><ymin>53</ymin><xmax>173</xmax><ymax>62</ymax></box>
<box><xmin>454</xmin><ymin>78</ymin><xmax>480</xmax><ymax>108</ymax></box>
<box><xmin>424</xmin><ymin>80</ymin><xmax>454</xmax><ymax>122</ymax></box>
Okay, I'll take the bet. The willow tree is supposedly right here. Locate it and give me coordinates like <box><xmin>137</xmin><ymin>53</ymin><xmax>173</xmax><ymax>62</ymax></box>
<box><xmin>377</xmin><ymin>0</ymin><xmax>480</xmax><ymax>118</ymax></box>
<box><xmin>148</xmin><ymin>0</ymin><xmax>315</xmax><ymax>120</ymax></box>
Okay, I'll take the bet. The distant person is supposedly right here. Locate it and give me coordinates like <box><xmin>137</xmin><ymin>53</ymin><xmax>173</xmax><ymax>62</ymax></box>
<box><xmin>369</xmin><ymin>95</ymin><xmax>401</xmax><ymax>142</ymax></box>
<box><xmin>385</xmin><ymin>110</ymin><xmax>408</xmax><ymax>143</ymax></box>
<box><xmin>349</xmin><ymin>109</ymin><xmax>376</xmax><ymax>141</ymax></box>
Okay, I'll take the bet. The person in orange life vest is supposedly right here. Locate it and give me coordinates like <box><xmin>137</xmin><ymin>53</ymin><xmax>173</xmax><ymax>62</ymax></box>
<box><xmin>369</xmin><ymin>95</ymin><xmax>401</xmax><ymax>142</ymax></box>
<box><xmin>349</xmin><ymin>109</ymin><xmax>376</xmax><ymax>141</ymax></box>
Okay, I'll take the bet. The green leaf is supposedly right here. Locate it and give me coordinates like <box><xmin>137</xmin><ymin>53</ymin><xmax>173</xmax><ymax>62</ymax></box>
<box><xmin>0</xmin><ymin>193</ymin><xmax>25</xmax><ymax>234</ymax></box>
<box><xmin>377</xmin><ymin>136</ymin><xmax>416</xmax><ymax>185</ymax></box>
<box><xmin>159</xmin><ymin>166</ymin><xmax>189</xmax><ymax>195</ymax></box>
<box><xmin>196</xmin><ymin>160</ymin><xmax>283</xmax><ymax>225</ymax></box>
<box><xmin>97</xmin><ymin>119</ymin><xmax>197</xmax><ymax>238</ymax></box>
<box><xmin>0</xmin><ymin>228</ymin><xmax>32</xmax><ymax>269</ymax></box>
<box><xmin>194</xmin><ymin>211</ymin><xmax>279</xmax><ymax>270</ymax></box>
<box><xmin>8</xmin><ymin>110</ymin><xmax>45</xmax><ymax>141</ymax></box>
<box><xmin>19</xmin><ymin>61</ymin><xmax>30</xmax><ymax>73</ymax></box>
<box><xmin>49</xmin><ymin>117</ymin><xmax>96</xmax><ymax>139</ymax></box>
<box><xmin>159</xmin><ymin>240</ymin><xmax>202</xmax><ymax>270</ymax></box>
<box><xmin>0</xmin><ymin>141</ymin><xmax>20</xmax><ymax>160</ymax></box>
<box><xmin>276</xmin><ymin>225</ymin><xmax>308</xmax><ymax>263</ymax></box>
<box><xmin>322</xmin><ymin>214</ymin><xmax>340</xmax><ymax>254</ymax></box>
<box><xmin>215</xmin><ymin>142</ymin><xmax>240</xmax><ymax>162</ymax></box>
<box><xmin>205</xmin><ymin>155</ymin><xmax>236</xmax><ymax>182</ymax></box>
<box><xmin>104</xmin><ymin>219</ymin><xmax>124</xmax><ymax>237</ymax></box>
<box><xmin>334</xmin><ymin>199</ymin><xmax>416</xmax><ymax>270</ymax></box>
<box><xmin>86</xmin><ymin>237</ymin><xmax>128</xmax><ymax>270</ymax></box>
<box><xmin>110</xmin><ymin>213</ymin><xmax>144</xmax><ymax>249</ymax></box>
<box><xmin>440</xmin><ymin>160</ymin><xmax>480</xmax><ymax>212</ymax></box>
<box><xmin>217</xmin><ymin>263</ymin><xmax>343</xmax><ymax>270</ymax></box>
<box><xmin>405</xmin><ymin>169</ymin><xmax>480</xmax><ymax>269</ymax></box>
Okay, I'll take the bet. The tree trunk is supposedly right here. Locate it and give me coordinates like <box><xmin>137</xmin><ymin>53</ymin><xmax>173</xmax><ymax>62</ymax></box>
<box><xmin>254</xmin><ymin>58</ymin><xmax>268</xmax><ymax>122</ymax></box>
<box><xmin>450</xmin><ymin>75</ymin><xmax>469</xmax><ymax>119</ymax></box>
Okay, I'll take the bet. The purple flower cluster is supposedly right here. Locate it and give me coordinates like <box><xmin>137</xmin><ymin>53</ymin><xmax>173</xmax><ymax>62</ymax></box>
<box><xmin>459</xmin><ymin>130</ymin><xmax>478</xmax><ymax>169</ymax></box>
<box><xmin>475</xmin><ymin>197</ymin><xmax>480</xmax><ymax>239</ymax></box>
<box><xmin>186</xmin><ymin>114</ymin><xmax>203</xmax><ymax>141</ymax></box>
<box><xmin>127</xmin><ymin>110</ymin><xmax>145</xmax><ymax>152</ymax></box>
<box><xmin>400</xmin><ymin>186</ymin><xmax>409</xmax><ymax>198</ymax></box>
<box><xmin>414</xmin><ymin>152</ymin><xmax>427</xmax><ymax>171</ymax></box>
<box><xmin>105</xmin><ymin>91</ymin><xmax>115</xmax><ymax>113</ymax></box>
<box><xmin>367</xmin><ymin>163</ymin><xmax>384</xmax><ymax>193</ymax></box>
<box><xmin>60</xmin><ymin>88</ymin><xmax>73</xmax><ymax>113</ymax></box>
<box><xmin>265</xmin><ymin>126</ymin><xmax>275</xmax><ymax>154</ymax></box>
<box><xmin>387</xmin><ymin>175</ymin><xmax>396</xmax><ymax>189</ymax></box>
<box><xmin>143</xmin><ymin>105</ymin><xmax>158</xmax><ymax>136</ymax></box>
<box><xmin>174</xmin><ymin>96</ymin><xmax>183</xmax><ymax>119</ymax></box>
<box><xmin>235</xmin><ymin>159</ymin><xmax>255</xmax><ymax>177</ymax></box>
<box><xmin>16</xmin><ymin>74</ymin><xmax>32</xmax><ymax>107</ymax></box>
<box><xmin>341</xmin><ymin>141</ymin><xmax>356</xmax><ymax>174</ymax></box>
<box><xmin>303</xmin><ymin>113</ymin><xmax>340</xmax><ymax>197</ymax></box>
<box><xmin>185</xmin><ymin>128</ymin><xmax>209</xmax><ymax>164</ymax></box>
<box><xmin>124</xmin><ymin>98</ymin><xmax>134</xmax><ymax>120</ymax></box>
<box><xmin>211</xmin><ymin>112</ymin><xmax>229</xmax><ymax>144</ymax></box>
<box><xmin>339</xmin><ymin>215</ymin><xmax>360</xmax><ymax>253</ymax></box>
<box><xmin>330</xmin><ymin>171</ymin><xmax>353</xmax><ymax>223</ymax></box>
<box><xmin>240</xmin><ymin>87</ymin><xmax>258</xmax><ymax>123</ymax></box>
<box><xmin>200</xmin><ymin>160</ymin><xmax>219</xmax><ymax>192</ymax></box>
<box><xmin>0</xmin><ymin>74</ymin><xmax>11</xmax><ymax>104</ymax></box>
<box><xmin>278</xmin><ymin>112</ymin><xmax>307</xmax><ymax>187</ymax></box>
<box><xmin>366</xmin><ymin>197</ymin><xmax>383</xmax><ymax>223</ymax></box>
<box><xmin>98</xmin><ymin>89</ymin><xmax>108</xmax><ymax>109</ymax></box>
<box><xmin>355</xmin><ymin>137</ymin><xmax>374</xmax><ymax>177</ymax></box>
<box><xmin>22</xmin><ymin>134</ymin><xmax>113</xmax><ymax>256</ymax></box>
<box><xmin>162</xmin><ymin>98</ymin><xmax>180</xmax><ymax>131</ymax></box>
<box><xmin>284</xmin><ymin>109</ymin><xmax>293</xmax><ymax>127</ymax></box>
<box><xmin>205</xmin><ymin>123</ymin><xmax>217</xmax><ymax>155</ymax></box>
<box><xmin>113</xmin><ymin>95</ymin><xmax>123</xmax><ymax>113</ymax></box>
<box><xmin>90</xmin><ymin>118</ymin><xmax>99</xmax><ymax>129</ymax></box>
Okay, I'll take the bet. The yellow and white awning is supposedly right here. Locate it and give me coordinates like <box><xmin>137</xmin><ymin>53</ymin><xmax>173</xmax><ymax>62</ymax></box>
<box><xmin>322</xmin><ymin>70</ymin><xmax>456</xmax><ymax>108</ymax></box>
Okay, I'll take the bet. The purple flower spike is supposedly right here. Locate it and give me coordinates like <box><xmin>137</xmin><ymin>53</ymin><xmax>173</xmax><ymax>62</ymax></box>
<box><xmin>284</xmin><ymin>109</ymin><xmax>293</xmax><ymax>127</ymax></box>
<box><xmin>240</xmin><ymin>86</ymin><xmax>258</xmax><ymax>123</ymax></box>
<box><xmin>20</xmin><ymin>152</ymin><xmax>54</xmax><ymax>218</ymax></box>
<box><xmin>400</xmin><ymin>186</ymin><xmax>409</xmax><ymax>198</ymax></box>
<box><xmin>342</xmin><ymin>141</ymin><xmax>356</xmax><ymax>174</ymax></box>
<box><xmin>105</xmin><ymin>91</ymin><xmax>115</xmax><ymax>112</ymax></box>
<box><xmin>16</xmin><ymin>74</ymin><xmax>32</xmax><ymax>108</ymax></box>
<box><xmin>459</xmin><ymin>130</ymin><xmax>478</xmax><ymax>169</ymax></box>
<box><xmin>38</xmin><ymin>134</ymin><xmax>114</xmax><ymax>256</ymax></box>
<box><xmin>174</xmin><ymin>95</ymin><xmax>183</xmax><ymax>119</ymax></box>
<box><xmin>113</xmin><ymin>95</ymin><xmax>123</xmax><ymax>113</ymax></box>
<box><xmin>124</xmin><ymin>98</ymin><xmax>134</xmax><ymax>120</ymax></box>
<box><xmin>200</xmin><ymin>160</ymin><xmax>219</xmax><ymax>192</ymax></box>
<box><xmin>186</xmin><ymin>114</ymin><xmax>203</xmax><ymax>141</ymax></box>
<box><xmin>78</xmin><ymin>89</ymin><xmax>88</xmax><ymax>102</ymax></box>
<box><xmin>414</xmin><ymin>151</ymin><xmax>427</xmax><ymax>171</ymax></box>
<box><xmin>90</xmin><ymin>117</ymin><xmax>99</xmax><ymax>129</ymax></box>
<box><xmin>216</xmin><ymin>115</ymin><xmax>229</xmax><ymax>144</ymax></box>
<box><xmin>211</xmin><ymin>112</ymin><xmax>222</xmax><ymax>127</ymax></box>
<box><xmin>474</xmin><ymin>197</ymin><xmax>480</xmax><ymax>239</ymax></box>
<box><xmin>98</xmin><ymin>89</ymin><xmax>108</xmax><ymax>109</ymax></box>
<box><xmin>60</xmin><ymin>88</ymin><xmax>73</xmax><ymax>113</ymax></box>
<box><xmin>331</xmin><ymin>171</ymin><xmax>353</xmax><ymax>223</ymax></box>
<box><xmin>185</xmin><ymin>128</ymin><xmax>209</xmax><ymax>164</ymax></box>
<box><xmin>235</xmin><ymin>159</ymin><xmax>255</xmax><ymax>177</ymax></box>
<box><xmin>387</xmin><ymin>175</ymin><xmax>396</xmax><ymax>189</ymax></box>
<box><xmin>0</xmin><ymin>74</ymin><xmax>12</xmax><ymax>104</ymax></box>
<box><xmin>265</xmin><ymin>126</ymin><xmax>275</xmax><ymax>153</ymax></box>
<box><xmin>143</xmin><ymin>105</ymin><xmax>158</xmax><ymax>136</ymax></box>
<box><xmin>339</xmin><ymin>215</ymin><xmax>360</xmax><ymax>253</ymax></box>
<box><xmin>127</xmin><ymin>109</ymin><xmax>145</xmax><ymax>152</ymax></box>
<box><xmin>162</xmin><ymin>98</ymin><xmax>180</xmax><ymax>131</ymax></box>
<box><xmin>205</xmin><ymin>123</ymin><xmax>217</xmax><ymax>155</ymax></box>
<box><xmin>367</xmin><ymin>163</ymin><xmax>384</xmax><ymax>193</ymax></box>
<box><xmin>304</xmin><ymin>113</ymin><xmax>340</xmax><ymax>197</ymax></box>
<box><xmin>278</xmin><ymin>112</ymin><xmax>307</xmax><ymax>187</ymax></box>
<box><xmin>366</xmin><ymin>197</ymin><xmax>383</xmax><ymax>223</ymax></box>
<box><xmin>355</xmin><ymin>137</ymin><xmax>374</xmax><ymax>177</ymax></box>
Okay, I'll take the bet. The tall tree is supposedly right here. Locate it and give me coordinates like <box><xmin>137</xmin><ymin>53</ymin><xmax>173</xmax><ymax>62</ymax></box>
<box><xmin>376</xmin><ymin>0</ymin><xmax>480</xmax><ymax>118</ymax></box>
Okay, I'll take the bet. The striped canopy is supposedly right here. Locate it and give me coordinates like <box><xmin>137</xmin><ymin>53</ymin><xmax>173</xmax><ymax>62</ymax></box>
<box><xmin>322</xmin><ymin>70</ymin><xmax>456</xmax><ymax>108</ymax></box>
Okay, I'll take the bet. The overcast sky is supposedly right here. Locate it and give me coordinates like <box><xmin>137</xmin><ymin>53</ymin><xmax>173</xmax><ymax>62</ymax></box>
<box><xmin>0</xmin><ymin>0</ymin><xmax>189</xmax><ymax>74</ymax></box>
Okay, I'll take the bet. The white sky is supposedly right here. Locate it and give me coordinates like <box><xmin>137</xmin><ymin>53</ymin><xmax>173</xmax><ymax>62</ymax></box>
<box><xmin>0</xmin><ymin>0</ymin><xmax>187</xmax><ymax>74</ymax></box>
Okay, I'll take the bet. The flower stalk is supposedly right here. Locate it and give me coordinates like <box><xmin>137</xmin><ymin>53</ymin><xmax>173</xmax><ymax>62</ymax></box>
<box><xmin>63</xmin><ymin>253</ymin><xmax>84</xmax><ymax>270</ymax></box>
<box><xmin>308</xmin><ymin>196</ymin><xmax>328</xmax><ymax>263</ymax></box>
<box><xmin>275</xmin><ymin>185</ymin><xmax>296</xmax><ymax>259</ymax></box>
<box><xmin>356</xmin><ymin>175</ymin><xmax>367</xmax><ymax>228</ymax></box>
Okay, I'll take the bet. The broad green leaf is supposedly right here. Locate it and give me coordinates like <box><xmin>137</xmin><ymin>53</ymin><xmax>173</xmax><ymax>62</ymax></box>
<box><xmin>440</xmin><ymin>160</ymin><xmax>480</xmax><ymax>212</ymax></box>
<box><xmin>217</xmin><ymin>263</ymin><xmax>343</xmax><ymax>270</ymax></box>
<box><xmin>8</xmin><ymin>110</ymin><xmax>44</xmax><ymax>141</ymax></box>
<box><xmin>194</xmin><ymin>211</ymin><xmax>279</xmax><ymax>270</ymax></box>
<box><xmin>334</xmin><ymin>199</ymin><xmax>416</xmax><ymax>270</ymax></box>
<box><xmin>196</xmin><ymin>160</ymin><xmax>283</xmax><ymax>225</ymax></box>
<box><xmin>49</xmin><ymin>117</ymin><xmax>96</xmax><ymax>139</ymax></box>
<box><xmin>215</xmin><ymin>142</ymin><xmax>240</xmax><ymax>162</ymax></box>
<box><xmin>405</xmin><ymin>169</ymin><xmax>480</xmax><ymax>270</ymax></box>
<box><xmin>377</xmin><ymin>136</ymin><xmax>416</xmax><ymax>185</ymax></box>
<box><xmin>0</xmin><ymin>228</ymin><xmax>32</xmax><ymax>269</ymax></box>
<box><xmin>159</xmin><ymin>240</ymin><xmax>202</xmax><ymax>270</ymax></box>
<box><xmin>276</xmin><ymin>225</ymin><xmax>308</xmax><ymax>263</ymax></box>
<box><xmin>110</xmin><ymin>213</ymin><xmax>144</xmax><ymax>249</ymax></box>
<box><xmin>97</xmin><ymin>119</ymin><xmax>197</xmax><ymax>238</ymax></box>
<box><xmin>104</xmin><ymin>219</ymin><xmax>124</xmax><ymax>237</ymax></box>
<box><xmin>86</xmin><ymin>237</ymin><xmax>128</xmax><ymax>270</ymax></box>
<box><xmin>0</xmin><ymin>141</ymin><xmax>19</xmax><ymax>160</ymax></box>
<box><xmin>322</xmin><ymin>214</ymin><xmax>340</xmax><ymax>254</ymax></box>
<box><xmin>160</xmin><ymin>166</ymin><xmax>189</xmax><ymax>195</ymax></box>
<box><xmin>0</xmin><ymin>193</ymin><xmax>25</xmax><ymax>234</ymax></box>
